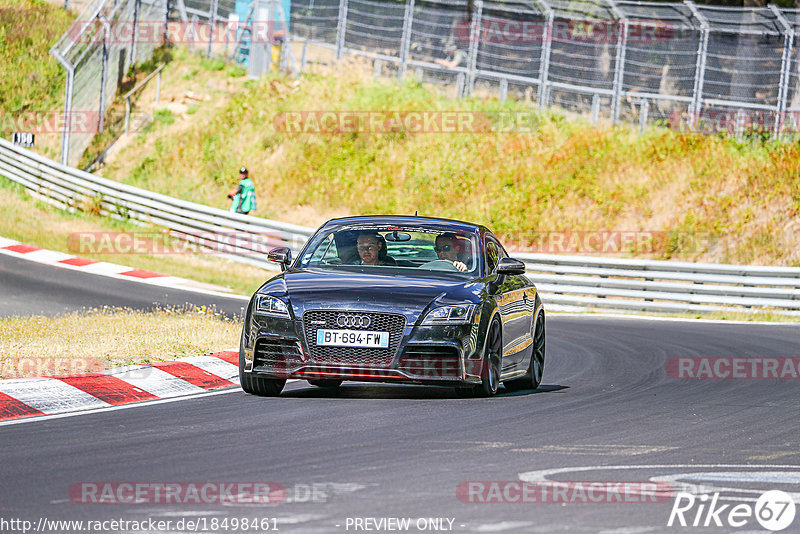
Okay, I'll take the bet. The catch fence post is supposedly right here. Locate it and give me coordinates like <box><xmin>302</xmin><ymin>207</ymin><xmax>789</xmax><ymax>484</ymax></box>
<box><xmin>607</xmin><ymin>0</ymin><xmax>628</xmax><ymax>125</ymax></box>
<box><xmin>537</xmin><ymin>7</ymin><xmax>553</xmax><ymax>109</ymax></box>
<box><xmin>769</xmin><ymin>5</ymin><xmax>793</xmax><ymax>140</ymax></box>
<box><xmin>465</xmin><ymin>0</ymin><xmax>483</xmax><ymax>96</ymax></box>
<box><xmin>131</xmin><ymin>0</ymin><xmax>141</xmax><ymax>71</ymax></box>
<box><xmin>52</xmin><ymin>49</ymin><xmax>75</xmax><ymax>166</ymax></box>
<box><xmin>207</xmin><ymin>0</ymin><xmax>219</xmax><ymax>58</ymax></box>
<box><xmin>685</xmin><ymin>1</ymin><xmax>709</xmax><ymax>132</ymax></box>
<box><xmin>98</xmin><ymin>14</ymin><xmax>110</xmax><ymax>133</ymax></box>
<box><xmin>638</xmin><ymin>98</ymin><xmax>649</xmax><ymax>133</ymax></box>
<box><xmin>335</xmin><ymin>0</ymin><xmax>348</xmax><ymax>60</ymax></box>
<box><xmin>398</xmin><ymin>0</ymin><xmax>415</xmax><ymax>80</ymax></box>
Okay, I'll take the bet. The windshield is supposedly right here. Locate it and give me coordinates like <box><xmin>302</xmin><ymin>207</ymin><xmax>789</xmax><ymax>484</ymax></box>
<box><xmin>297</xmin><ymin>224</ymin><xmax>481</xmax><ymax>276</ymax></box>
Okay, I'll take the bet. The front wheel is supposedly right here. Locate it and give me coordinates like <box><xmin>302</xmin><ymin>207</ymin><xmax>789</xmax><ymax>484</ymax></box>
<box><xmin>475</xmin><ymin>318</ymin><xmax>502</xmax><ymax>397</ymax></box>
<box><xmin>239</xmin><ymin>330</ymin><xmax>286</xmax><ymax>396</ymax></box>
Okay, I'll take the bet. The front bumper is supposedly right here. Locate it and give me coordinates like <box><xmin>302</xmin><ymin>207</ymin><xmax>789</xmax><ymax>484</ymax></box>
<box><xmin>243</xmin><ymin>315</ymin><xmax>485</xmax><ymax>386</ymax></box>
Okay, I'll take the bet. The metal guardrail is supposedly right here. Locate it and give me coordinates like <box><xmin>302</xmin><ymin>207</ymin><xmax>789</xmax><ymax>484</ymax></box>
<box><xmin>514</xmin><ymin>252</ymin><xmax>800</xmax><ymax>314</ymax></box>
<box><xmin>0</xmin><ymin>138</ymin><xmax>312</xmax><ymax>267</ymax></box>
<box><xmin>1</xmin><ymin>138</ymin><xmax>799</xmax><ymax>315</ymax></box>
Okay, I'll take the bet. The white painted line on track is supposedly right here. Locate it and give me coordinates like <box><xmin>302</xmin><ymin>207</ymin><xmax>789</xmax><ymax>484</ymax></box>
<box><xmin>518</xmin><ymin>464</ymin><xmax>800</xmax><ymax>504</ymax></box>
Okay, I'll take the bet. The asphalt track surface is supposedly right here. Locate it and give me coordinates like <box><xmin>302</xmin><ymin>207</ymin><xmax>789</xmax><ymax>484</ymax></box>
<box><xmin>1</xmin><ymin>254</ymin><xmax>800</xmax><ymax>533</ymax></box>
<box><xmin>0</xmin><ymin>253</ymin><xmax>248</xmax><ymax>318</ymax></box>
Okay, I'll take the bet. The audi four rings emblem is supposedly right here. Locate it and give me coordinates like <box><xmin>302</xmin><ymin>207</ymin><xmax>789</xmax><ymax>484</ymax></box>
<box><xmin>336</xmin><ymin>314</ymin><xmax>371</xmax><ymax>328</ymax></box>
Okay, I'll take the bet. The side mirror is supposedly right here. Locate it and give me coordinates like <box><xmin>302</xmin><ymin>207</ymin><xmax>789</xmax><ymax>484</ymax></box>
<box><xmin>496</xmin><ymin>257</ymin><xmax>526</xmax><ymax>276</ymax></box>
<box><xmin>268</xmin><ymin>247</ymin><xmax>292</xmax><ymax>271</ymax></box>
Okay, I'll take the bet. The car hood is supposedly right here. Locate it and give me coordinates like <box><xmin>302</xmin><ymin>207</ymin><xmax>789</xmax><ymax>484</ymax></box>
<box><xmin>262</xmin><ymin>268</ymin><xmax>481</xmax><ymax>323</ymax></box>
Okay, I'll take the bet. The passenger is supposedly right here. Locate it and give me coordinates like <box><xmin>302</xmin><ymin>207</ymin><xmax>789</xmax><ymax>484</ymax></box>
<box><xmin>435</xmin><ymin>232</ymin><xmax>468</xmax><ymax>272</ymax></box>
<box><xmin>356</xmin><ymin>232</ymin><xmax>396</xmax><ymax>266</ymax></box>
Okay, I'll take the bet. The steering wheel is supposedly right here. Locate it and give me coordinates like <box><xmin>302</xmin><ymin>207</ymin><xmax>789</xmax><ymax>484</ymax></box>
<box><xmin>420</xmin><ymin>259</ymin><xmax>460</xmax><ymax>271</ymax></box>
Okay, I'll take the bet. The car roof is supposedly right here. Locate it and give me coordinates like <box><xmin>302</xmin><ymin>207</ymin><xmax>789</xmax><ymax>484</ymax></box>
<box><xmin>321</xmin><ymin>215</ymin><xmax>486</xmax><ymax>234</ymax></box>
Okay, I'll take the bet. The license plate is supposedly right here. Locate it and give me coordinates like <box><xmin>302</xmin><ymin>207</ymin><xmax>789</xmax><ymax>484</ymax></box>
<box><xmin>316</xmin><ymin>329</ymin><xmax>389</xmax><ymax>348</ymax></box>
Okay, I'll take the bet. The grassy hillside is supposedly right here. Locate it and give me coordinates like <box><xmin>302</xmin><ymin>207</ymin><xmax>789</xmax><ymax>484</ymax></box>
<box><xmin>94</xmin><ymin>54</ymin><xmax>800</xmax><ymax>266</ymax></box>
<box><xmin>0</xmin><ymin>0</ymin><xmax>72</xmax><ymax>111</ymax></box>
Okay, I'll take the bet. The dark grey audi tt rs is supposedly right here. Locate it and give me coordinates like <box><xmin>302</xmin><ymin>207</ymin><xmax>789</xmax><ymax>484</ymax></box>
<box><xmin>239</xmin><ymin>215</ymin><xmax>545</xmax><ymax>397</ymax></box>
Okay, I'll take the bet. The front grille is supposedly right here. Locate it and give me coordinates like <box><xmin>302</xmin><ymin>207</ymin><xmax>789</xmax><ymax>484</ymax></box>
<box><xmin>399</xmin><ymin>346</ymin><xmax>461</xmax><ymax>378</ymax></box>
<box><xmin>254</xmin><ymin>338</ymin><xmax>303</xmax><ymax>372</ymax></box>
<box><xmin>303</xmin><ymin>310</ymin><xmax>406</xmax><ymax>368</ymax></box>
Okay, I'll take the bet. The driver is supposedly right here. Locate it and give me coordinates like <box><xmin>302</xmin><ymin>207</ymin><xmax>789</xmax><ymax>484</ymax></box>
<box><xmin>435</xmin><ymin>232</ymin><xmax>468</xmax><ymax>272</ymax></box>
<box><xmin>356</xmin><ymin>232</ymin><xmax>396</xmax><ymax>266</ymax></box>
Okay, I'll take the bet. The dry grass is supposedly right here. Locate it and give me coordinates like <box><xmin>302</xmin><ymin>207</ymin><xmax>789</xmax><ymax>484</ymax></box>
<box><xmin>0</xmin><ymin>305</ymin><xmax>241</xmax><ymax>378</ymax></box>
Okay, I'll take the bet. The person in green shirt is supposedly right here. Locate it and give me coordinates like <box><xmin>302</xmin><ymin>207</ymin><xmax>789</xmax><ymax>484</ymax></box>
<box><xmin>227</xmin><ymin>167</ymin><xmax>257</xmax><ymax>214</ymax></box>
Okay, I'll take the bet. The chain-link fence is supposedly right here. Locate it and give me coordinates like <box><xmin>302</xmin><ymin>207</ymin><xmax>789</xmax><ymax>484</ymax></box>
<box><xmin>289</xmin><ymin>0</ymin><xmax>800</xmax><ymax>139</ymax></box>
<box><xmin>50</xmin><ymin>0</ymin><xmax>293</xmax><ymax>166</ymax></box>
<box><xmin>50</xmin><ymin>0</ymin><xmax>800</xmax><ymax>167</ymax></box>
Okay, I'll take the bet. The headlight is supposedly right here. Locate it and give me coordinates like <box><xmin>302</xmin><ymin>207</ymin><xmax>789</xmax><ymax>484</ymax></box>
<box><xmin>255</xmin><ymin>295</ymin><xmax>290</xmax><ymax>318</ymax></box>
<box><xmin>422</xmin><ymin>304</ymin><xmax>477</xmax><ymax>324</ymax></box>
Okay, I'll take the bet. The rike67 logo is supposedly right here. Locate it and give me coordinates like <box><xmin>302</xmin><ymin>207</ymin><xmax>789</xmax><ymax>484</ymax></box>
<box><xmin>668</xmin><ymin>490</ymin><xmax>797</xmax><ymax>531</ymax></box>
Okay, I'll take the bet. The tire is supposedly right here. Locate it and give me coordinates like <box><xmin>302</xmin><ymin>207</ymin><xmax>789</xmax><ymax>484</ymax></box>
<box><xmin>506</xmin><ymin>309</ymin><xmax>545</xmax><ymax>391</ymax></box>
<box><xmin>239</xmin><ymin>329</ymin><xmax>286</xmax><ymax>397</ymax></box>
<box><xmin>308</xmin><ymin>379</ymin><xmax>343</xmax><ymax>388</ymax></box>
<box><xmin>475</xmin><ymin>317</ymin><xmax>502</xmax><ymax>397</ymax></box>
